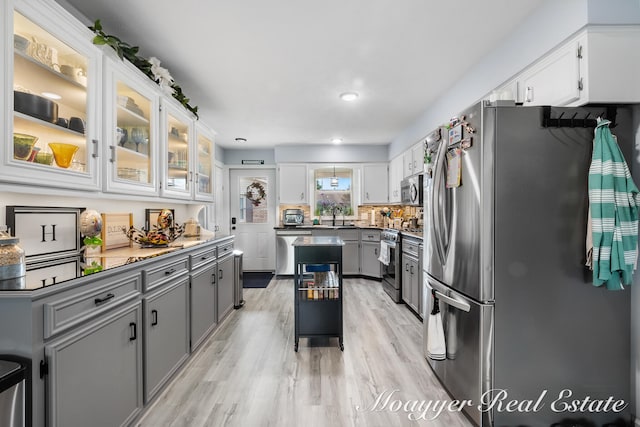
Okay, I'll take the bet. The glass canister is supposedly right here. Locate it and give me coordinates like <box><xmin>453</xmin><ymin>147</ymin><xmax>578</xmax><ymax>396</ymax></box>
<box><xmin>0</xmin><ymin>226</ymin><xmax>26</xmax><ymax>283</ymax></box>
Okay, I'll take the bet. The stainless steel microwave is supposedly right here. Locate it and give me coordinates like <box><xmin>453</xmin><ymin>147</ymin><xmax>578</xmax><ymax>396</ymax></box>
<box><xmin>401</xmin><ymin>174</ymin><xmax>423</xmax><ymax>206</ymax></box>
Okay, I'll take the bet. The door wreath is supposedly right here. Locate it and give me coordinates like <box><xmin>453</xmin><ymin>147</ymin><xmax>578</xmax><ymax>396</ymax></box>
<box><xmin>246</xmin><ymin>181</ymin><xmax>266</xmax><ymax>206</ymax></box>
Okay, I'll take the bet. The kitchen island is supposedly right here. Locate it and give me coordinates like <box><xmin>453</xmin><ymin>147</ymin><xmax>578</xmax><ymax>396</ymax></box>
<box><xmin>0</xmin><ymin>234</ymin><xmax>234</xmax><ymax>427</ymax></box>
<box><xmin>293</xmin><ymin>236</ymin><xmax>344</xmax><ymax>351</ymax></box>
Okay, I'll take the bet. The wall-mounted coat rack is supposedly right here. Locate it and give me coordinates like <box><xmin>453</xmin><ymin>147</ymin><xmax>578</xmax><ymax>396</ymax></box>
<box><xmin>542</xmin><ymin>105</ymin><xmax>617</xmax><ymax>128</ymax></box>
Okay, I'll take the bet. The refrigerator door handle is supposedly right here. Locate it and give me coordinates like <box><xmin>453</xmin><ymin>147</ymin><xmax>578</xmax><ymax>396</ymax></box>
<box><xmin>431</xmin><ymin>140</ymin><xmax>448</xmax><ymax>264</ymax></box>
<box><xmin>434</xmin><ymin>290</ymin><xmax>470</xmax><ymax>312</ymax></box>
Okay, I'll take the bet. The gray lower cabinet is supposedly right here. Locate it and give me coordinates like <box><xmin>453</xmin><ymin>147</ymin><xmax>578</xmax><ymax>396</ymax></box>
<box><xmin>360</xmin><ymin>242</ymin><xmax>381</xmax><ymax>278</ymax></box>
<box><xmin>45</xmin><ymin>301</ymin><xmax>143</xmax><ymax>427</ymax></box>
<box><xmin>143</xmin><ymin>277</ymin><xmax>190</xmax><ymax>403</ymax></box>
<box><xmin>190</xmin><ymin>262</ymin><xmax>217</xmax><ymax>351</ymax></box>
<box><xmin>342</xmin><ymin>240</ymin><xmax>359</xmax><ymax>275</ymax></box>
<box><xmin>216</xmin><ymin>253</ymin><xmax>234</xmax><ymax>322</ymax></box>
<box><xmin>401</xmin><ymin>253</ymin><xmax>421</xmax><ymax>315</ymax></box>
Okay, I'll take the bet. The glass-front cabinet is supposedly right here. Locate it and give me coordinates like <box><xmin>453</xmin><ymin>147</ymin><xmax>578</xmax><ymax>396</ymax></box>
<box><xmin>1</xmin><ymin>2</ymin><xmax>101</xmax><ymax>190</ymax></box>
<box><xmin>161</xmin><ymin>101</ymin><xmax>192</xmax><ymax>199</ymax></box>
<box><xmin>103</xmin><ymin>55</ymin><xmax>160</xmax><ymax>196</ymax></box>
<box><xmin>194</xmin><ymin>122</ymin><xmax>215</xmax><ymax>201</ymax></box>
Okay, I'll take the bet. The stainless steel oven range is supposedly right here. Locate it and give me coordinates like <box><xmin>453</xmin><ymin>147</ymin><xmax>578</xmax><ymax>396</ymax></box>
<box><xmin>380</xmin><ymin>228</ymin><xmax>401</xmax><ymax>302</ymax></box>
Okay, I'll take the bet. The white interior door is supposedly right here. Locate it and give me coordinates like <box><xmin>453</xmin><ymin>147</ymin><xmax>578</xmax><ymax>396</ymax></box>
<box><xmin>229</xmin><ymin>168</ymin><xmax>276</xmax><ymax>271</ymax></box>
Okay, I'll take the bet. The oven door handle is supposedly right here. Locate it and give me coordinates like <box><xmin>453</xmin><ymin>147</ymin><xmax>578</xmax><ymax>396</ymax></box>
<box><xmin>434</xmin><ymin>290</ymin><xmax>470</xmax><ymax>312</ymax></box>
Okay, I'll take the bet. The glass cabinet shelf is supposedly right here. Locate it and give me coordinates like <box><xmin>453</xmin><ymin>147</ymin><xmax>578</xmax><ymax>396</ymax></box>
<box><xmin>14</xmin><ymin>112</ymin><xmax>84</xmax><ymax>138</ymax></box>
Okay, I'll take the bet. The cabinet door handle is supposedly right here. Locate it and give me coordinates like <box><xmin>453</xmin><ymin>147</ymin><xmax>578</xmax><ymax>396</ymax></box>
<box><xmin>410</xmin><ymin>265</ymin><xmax>414</xmax><ymax>274</ymax></box>
<box><xmin>300</xmin><ymin>192</ymin><xmax>304</xmax><ymax>200</ymax></box>
<box><xmin>366</xmin><ymin>192</ymin><xmax>370</xmax><ymax>200</ymax></box>
<box><xmin>129</xmin><ymin>322</ymin><xmax>137</xmax><ymax>341</ymax></box>
<box><xmin>218</xmin><ymin>269</ymin><xmax>223</xmax><ymax>280</ymax></box>
<box><xmin>94</xmin><ymin>293</ymin><xmax>115</xmax><ymax>306</ymax></box>
<box><xmin>92</xmin><ymin>139</ymin><xmax>99</xmax><ymax>158</ymax></box>
<box><xmin>189</xmin><ymin>171</ymin><xmax>193</xmax><ymax>182</ymax></box>
<box><xmin>195</xmin><ymin>173</ymin><xmax>199</xmax><ymax>184</ymax></box>
<box><xmin>525</xmin><ymin>86</ymin><xmax>533</xmax><ymax>103</ymax></box>
<box><xmin>165</xmin><ymin>268</ymin><xmax>176</xmax><ymax>276</ymax></box>
<box><xmin>211</xmin><ymin>273</ymin><xmax>216</xmax><ymax>285</ymax></box>
<box><xmin>151</xmin><ymin>309</ymin><xmax>158</xmax><ymax>326</ymax></box>
<box><xmin>405</xmin><ymin>263</ymin><xmax>409</xmax><ymax>271</ymax></box>
<box><xmin>375</xmin><ymin>248</ymin><xmax>378</xmax><ymax>256</ymax></box>
<box><xmin>109</xmin><ymin>145</ymin><xmax>116</xmax><ymax>163</ymax></box>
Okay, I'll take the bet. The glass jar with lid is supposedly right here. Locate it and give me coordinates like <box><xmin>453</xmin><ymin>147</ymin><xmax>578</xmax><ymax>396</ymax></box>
<box><xmin>0</xmin><ymin>226</ymin><xmax>26</xmax><ymax>288</ymax></box>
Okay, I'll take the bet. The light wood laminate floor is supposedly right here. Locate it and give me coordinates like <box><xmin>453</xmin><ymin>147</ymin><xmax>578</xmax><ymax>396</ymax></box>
<box><xmin>137</xmin><ymin>277</ymin><xmax>473</xmax><ymax>427</ymax></box>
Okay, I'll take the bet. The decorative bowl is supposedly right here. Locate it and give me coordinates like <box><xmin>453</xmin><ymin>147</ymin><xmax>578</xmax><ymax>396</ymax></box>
<box><xmin>48</xmin><ymin>142</ymin><xmax>79</xmax><ymax>168</ymax></box>
<box><xmin>34</xmin><ymin>152</ymin><xmax>54</xmax><ymax>165</ymax></box>
<box><xmin>13</xmin><ymin>133</ymin><xmax>38</xmax><ymax>160</ymax></box>
<box><xmin>123</xmin><ymin>224</ymin><xmax>184</xmax><ymax>248</ymax></box>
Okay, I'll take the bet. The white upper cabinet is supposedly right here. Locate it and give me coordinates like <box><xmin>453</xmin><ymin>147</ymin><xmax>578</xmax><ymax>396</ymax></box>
<box><xmin>278</xmin><ymin>164</ymin><xmax>308</xmax><ymax>204</ymax></box>
<box><xmin>520</xmin><ymin>37</ymin><xmax>581</xmax><ymax>106</ymax></box>
<box><xmin>411</xmin><ymin>143</ymin><xmax>424</xmax><ymax>175</ymax></box>
<box><xmin>160</xmin><ymin>99</ymin><xmax>194</xmax><ymax>200</ymax></box>
<box><xmin>402</xmin><ymin>141</ymin><xmax>424</xmax><ymax>178</ymax></box>
<box><xmin>1</xmin><ymin>0</ymin><xmax>219</xmax><ymax>201</ymax></box>
<box><xmin>492</xmin><ymin>26</ymin><xmax>640</xmax><ymax>107</ymax></box>
<box><xmin>193</xmin><ymin>122</ymin><xmax>215</xmax><ymax>202</ymax></box>
<box><xmin>578</xmin><ymin>26</ymin><xmax>640</xmax><ymax>105</ymax></box>
<box><xmin>388</xmin><ymin>155</ymin><xmax>403</xmax><ymax>204</ymax></box>
<box><xmin>2</xmin><ymin>0</ymin><xmax>102</xmax><ymax>190</ymax></box>
<box><xmin>102</xmin><ymin>55</ymin><xmax>161</xmax><ymax>196</ymax></box>
<box><xmin>361</xmin><ymin>163</ymin><xmax>388</xmax><ymax>204</ymax></box>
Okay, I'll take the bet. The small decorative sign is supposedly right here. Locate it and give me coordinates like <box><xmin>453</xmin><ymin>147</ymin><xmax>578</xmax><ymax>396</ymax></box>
<box><xmin>6</xmin><ymin>206</ymin><xmax>84</xmax><ymax>262</ymax></box>
<box><xmin>101</xmin><ymin>213</ymin><xmax>133</xmax><ymax>251</ymax></box>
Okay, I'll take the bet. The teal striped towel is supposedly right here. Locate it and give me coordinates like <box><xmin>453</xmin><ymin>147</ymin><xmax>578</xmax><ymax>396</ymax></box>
<box><xmin>588</xmin><ymin>119</ymin><xmax>640</xmax><ymax>290</ymax></box>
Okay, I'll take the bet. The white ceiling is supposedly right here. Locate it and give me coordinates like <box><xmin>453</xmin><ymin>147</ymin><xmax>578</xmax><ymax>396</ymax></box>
<box><xmin>60</xmin><ymin>0</ymin><xmax>545</xmax><ymax>149</ymax></box>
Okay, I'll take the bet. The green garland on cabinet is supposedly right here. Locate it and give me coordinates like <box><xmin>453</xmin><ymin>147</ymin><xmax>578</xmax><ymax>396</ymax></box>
<box><xmin>89</xmin><ymin>19</ymin><xmax>199</xmax><ymax>118</ymax></box>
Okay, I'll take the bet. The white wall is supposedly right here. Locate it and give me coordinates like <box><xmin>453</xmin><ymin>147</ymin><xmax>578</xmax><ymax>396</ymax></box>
<box><xmin>588</xmin><ymin>0</ymin><xmax>640</xmax><ymax>23</ymax></box>
<box><xmin>274</xmin><ymin>144</ymin><xmax>388</xmax><ymax>163</ymax></box>
<box><xmin>222</xmin><ymin>148</ymin><xmax>276</xmax><ymax>165</ymax></box>
<box><xmin>0</xmin><ymin>190</ymin><xmax>204</xmax><ymax>231</ymax></box>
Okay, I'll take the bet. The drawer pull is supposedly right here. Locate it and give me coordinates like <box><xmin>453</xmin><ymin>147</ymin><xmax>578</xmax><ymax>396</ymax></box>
<box><xmin>94</xmin><ymin>293</ymin><xmax>115</xmax><ymax>306</ymax></box>
<box><xmin>165</xmin><ymin>268</ymin><xmax>176</xmax><ymax>276</ymax></box>
<box><xmin>200</xmin><ymin>255</ymin><xmax>209</xmax><ymax>260</ymax></box>
<box><xmin>129</xmin><ymin>322</ymin><xmax>137</xmax><ymax>341</ymax></box>
<box><xmin>151</xmin><ymin>309</ymin><xmax>158</xmax><ymax>326</ymax></box>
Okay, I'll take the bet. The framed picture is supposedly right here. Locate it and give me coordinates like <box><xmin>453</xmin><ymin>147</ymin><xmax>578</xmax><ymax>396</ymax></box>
<box><xmin>101</xmin><ymin>213</ymin><xmax>133</xmax><ymax>251</ymax></box>
<box><xmin>145</xmin><ymin>208</ymin><xmax>175</xmax><ymax>230</ymax></box>
<box><xmin>6</xmin><ymin>206</ymin><xmax>84</xmax><ymax>262</ymax></box>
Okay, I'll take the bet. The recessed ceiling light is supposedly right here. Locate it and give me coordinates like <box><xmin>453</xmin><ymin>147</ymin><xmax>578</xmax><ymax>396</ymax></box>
<box><xmin>41</xmin><ymin>92</ymin><xmax>61</xmax><ymax>100</ymax></box>
<box><xmin>235</xmin><ymin>137</ymin><xmax>247</xmax><ymax>143</ymax></box>
<box><xmin>339</xmin><ymin>92</ymin><xmax>359</xmax><ymax>102</ymax></box>
<box><xmin>331</xmin><ymin>138</ymin><xmax>342</xmax><ymax>144</ymax></box>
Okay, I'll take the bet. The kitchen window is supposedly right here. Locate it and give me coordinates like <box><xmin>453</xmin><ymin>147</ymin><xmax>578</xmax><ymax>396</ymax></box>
<box><xmin>314</xmin><ymin>167</ymin><xmax>354</xmax><ymax>218</ymax></box>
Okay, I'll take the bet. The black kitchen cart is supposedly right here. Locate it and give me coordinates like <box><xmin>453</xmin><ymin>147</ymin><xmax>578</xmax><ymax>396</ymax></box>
<box><xmin>292</xmin><ymin>236</ymin><xmax>344</xmax><ymax>351</ymax></box>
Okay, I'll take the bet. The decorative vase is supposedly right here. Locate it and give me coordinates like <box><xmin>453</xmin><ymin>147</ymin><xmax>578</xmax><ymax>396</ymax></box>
<box><xmin>48</xmin><ymin>142</ymin><xmax>79</xmax><ymax>168</ymax></box>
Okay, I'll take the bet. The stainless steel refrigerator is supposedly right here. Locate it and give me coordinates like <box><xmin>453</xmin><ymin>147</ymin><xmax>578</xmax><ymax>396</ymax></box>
<box><xmin>422</xmin><ymin>101</ymin><xmax>632</xmax><ymax>426</ymax></box>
